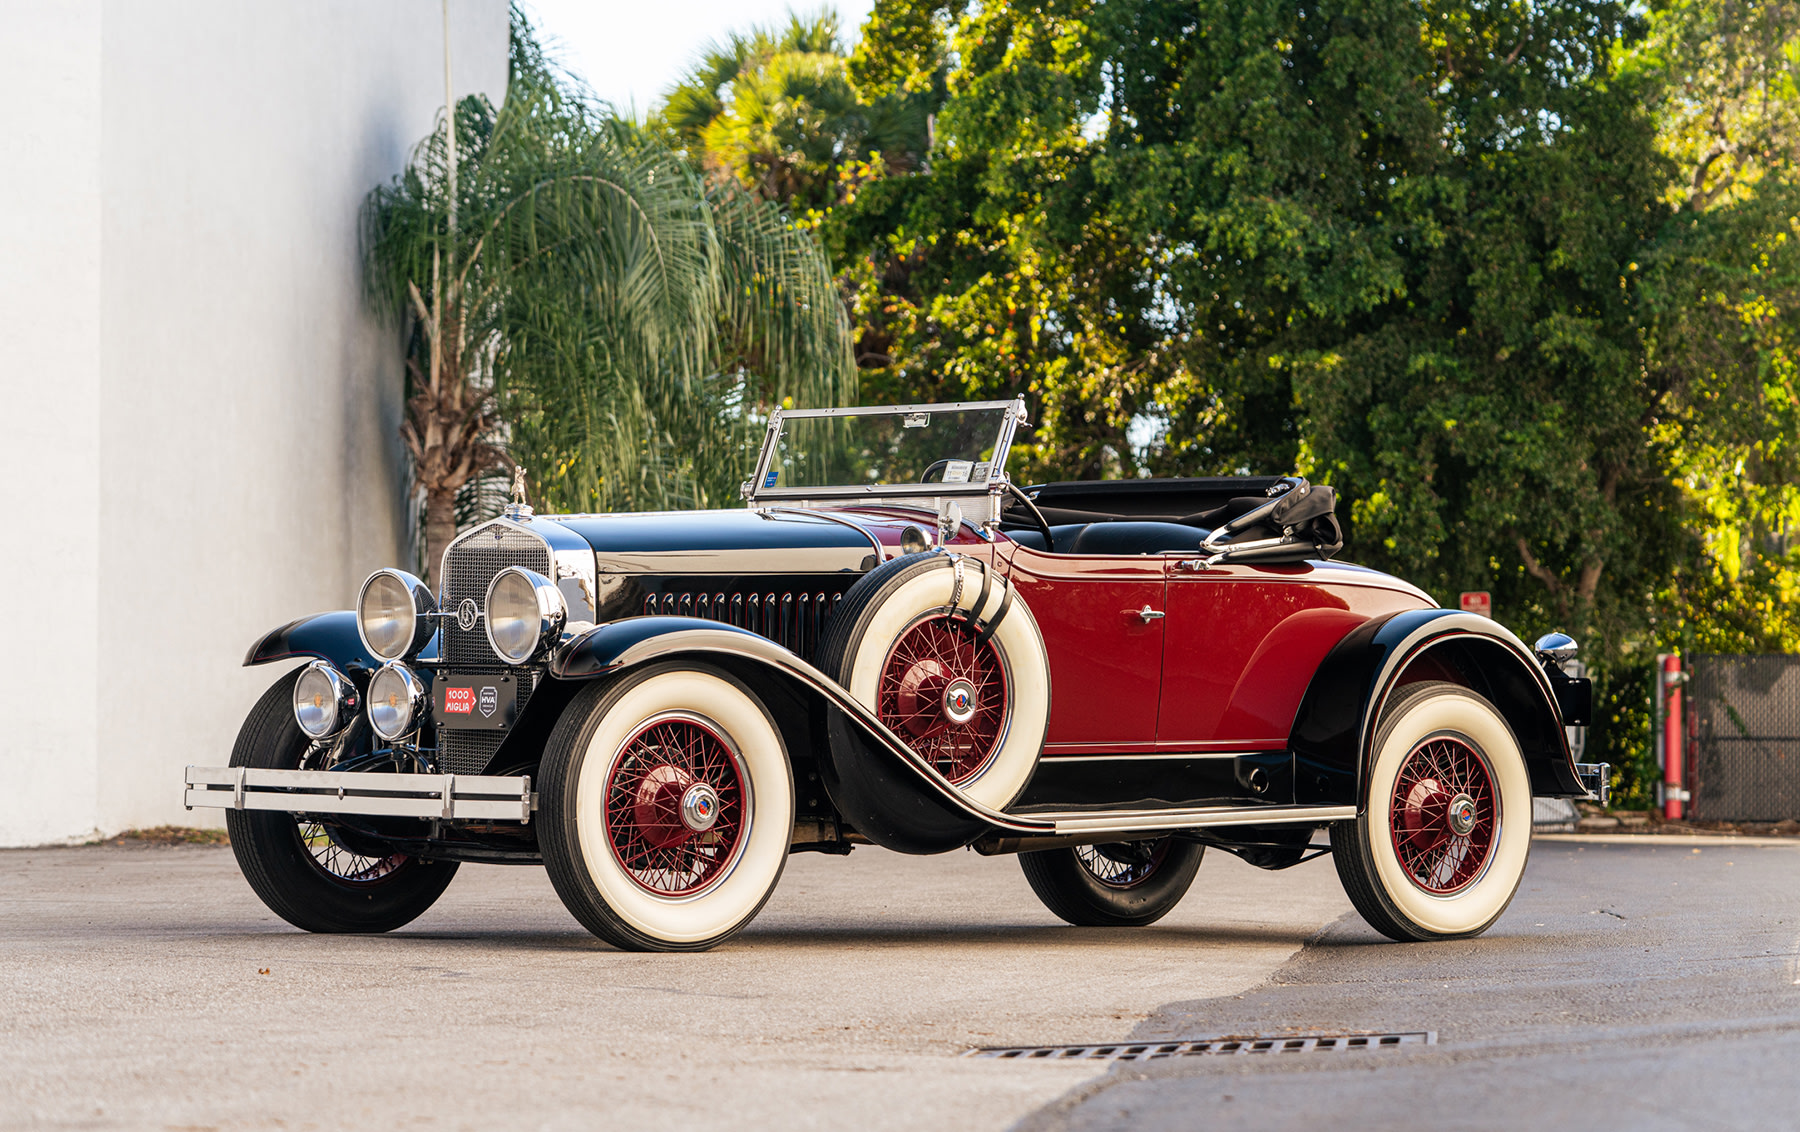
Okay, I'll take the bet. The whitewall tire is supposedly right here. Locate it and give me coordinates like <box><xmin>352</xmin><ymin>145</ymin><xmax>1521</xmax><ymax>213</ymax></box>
<box><xmin>821</xmin><ymin>552</ymin><xmax>1050</xmax><ymax>812</ymax></box>
<box><xmin>1331</xmin><ymin>681</ymin><xmax>1532</xmax><ymax>941</ymax></box>
<box><xmin>539</xmin><ymin>663</ymin><xmax>794</xmax><ymax>951</ymax></box>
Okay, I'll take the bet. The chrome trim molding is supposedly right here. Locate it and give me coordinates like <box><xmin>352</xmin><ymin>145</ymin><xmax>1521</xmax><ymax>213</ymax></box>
<box><xmin>184</xmin><ymin>766</ymin><xmax>537</xmax><ymax>823</ymax></box>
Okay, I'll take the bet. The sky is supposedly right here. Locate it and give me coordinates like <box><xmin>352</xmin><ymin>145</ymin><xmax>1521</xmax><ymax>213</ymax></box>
<box><xmin>517</xmin><ymin>0</ymin><xmax>878</xmax><ymax>117</ymax></box>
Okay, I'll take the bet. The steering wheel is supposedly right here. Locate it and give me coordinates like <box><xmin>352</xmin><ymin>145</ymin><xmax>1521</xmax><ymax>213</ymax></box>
<box><xmin>919</xmin><ymin>458</ymin><xmax>952</xmax><ymax>484</ymax></box>
<box><xmin>1003</xmin><ymin>482</ymin><xmax>1056</xmax><ymax>553</ymax></box>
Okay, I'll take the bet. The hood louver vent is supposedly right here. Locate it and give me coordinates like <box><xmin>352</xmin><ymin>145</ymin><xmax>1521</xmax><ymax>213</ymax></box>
<box><xmin>643</xmin><ymin>590</ymin><xmax>842</xmax><ymax>658</ymax></box>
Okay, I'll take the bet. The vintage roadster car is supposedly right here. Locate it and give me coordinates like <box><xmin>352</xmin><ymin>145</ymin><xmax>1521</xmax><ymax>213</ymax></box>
<box><xmin>187</xmin><ymin>400</ymin><xmax>1604</xmax><ymax>950</ymax></box>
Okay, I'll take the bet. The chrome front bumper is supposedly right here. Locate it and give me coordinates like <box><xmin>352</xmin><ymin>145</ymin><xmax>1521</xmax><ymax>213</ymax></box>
<box><xmin>184</xmin><ymin>766</ymin><xmax>537</xmax><ymax>823</ymax></box>
<box><xmin>1576</xmin><ymin>762</ymin><xmax>1611</xmax><ymax>807</ymax></box>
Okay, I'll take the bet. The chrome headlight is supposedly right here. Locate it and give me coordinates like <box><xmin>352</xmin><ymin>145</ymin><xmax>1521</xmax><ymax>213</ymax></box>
<box><xmin>485</xmin><ymin>566</ymin><xmax>566</xmax><ymax>664</ymax></box>
<box><xmin>357</xmin><ymin>569</ymin><xmax>437</xmax><ymax>662</ymax></box>
<box><xmin>292</xmin><ymin>660</ymin><xmax>356</xmax><ymax>739</ymax></box>
<box><xmin>367</xmin><ymin>662</ymin><xmax>428</xmax><ymax>741</ymax></box>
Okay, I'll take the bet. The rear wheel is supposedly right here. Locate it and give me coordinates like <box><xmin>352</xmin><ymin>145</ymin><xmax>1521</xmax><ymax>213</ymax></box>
<box><xmin>538</xmin><ymin>662</ymin><xmax>794</xmax><ymax>952</ymax></box>
<box><xmin>1019</xmin><ymin>837</ymin><xmax>1205</xmax><ymax>927</ymax></box>
<box><xmin>1331</xmin><ymin>681</ymin><xmax>1532</xmax><ymax>941</ymax></box>
<box><xmin>227</xmin><ymin>671</ymin><xmax>458</xmax><ymax>933</ymax></box>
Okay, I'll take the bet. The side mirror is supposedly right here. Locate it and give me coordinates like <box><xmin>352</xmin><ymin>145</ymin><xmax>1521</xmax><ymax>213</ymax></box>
<box><xmin>1534</xmin><ymin>632</ymin><xmax>1578</xmax><ymax>661</ymax></box>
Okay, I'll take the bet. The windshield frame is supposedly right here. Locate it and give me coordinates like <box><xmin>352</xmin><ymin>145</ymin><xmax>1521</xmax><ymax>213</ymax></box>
<box><xmin>743</xmin><ymin>398</ymin><xmax>1028</xmax><ymax>507</ymax></box>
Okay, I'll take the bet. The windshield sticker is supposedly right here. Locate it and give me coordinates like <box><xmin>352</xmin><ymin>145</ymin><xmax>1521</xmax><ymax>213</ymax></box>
<box><xmin>903</xmin><ymin>413</ymin><xmax>929</xmax><ymax>428</ymax></box>
<box><xmin>942</xmin><ymin>459</ymin><xmax>974</xmax><ymax>484</ymax></box>
<box><xmin>765</xmin><ymin>470</ymin><xmax>779</xmax><ymax>487</ymax></box>
<box><xmin>972</xmin><ymin>461</ymin><xmax>990</xmax><ymax>481</ymax></box>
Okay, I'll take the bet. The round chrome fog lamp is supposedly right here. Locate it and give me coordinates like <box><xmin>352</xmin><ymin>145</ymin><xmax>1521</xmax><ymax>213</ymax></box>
<box><xmin>357</xmin><ymin>569</ymin><xmax>438</xmax><ymax>662</ymax></box>
<box><xmin>485</xmin><ymin>566</ymin><xmax>566</xmax><ymax>664</ymax></box>
<box><xmin>292</xmin><ymin>660</ymin><xmax>357</xmax><ymax>739</ymax></box>
<box><xmin>366</xmin><ymin>662</ymin><xmax>428</xmax><ymax>741</ymax></box>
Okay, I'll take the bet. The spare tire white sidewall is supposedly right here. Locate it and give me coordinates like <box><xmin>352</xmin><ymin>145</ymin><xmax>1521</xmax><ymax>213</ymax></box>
<box><xmin>1365</xmin><ymin>690</ymin><xmax>1531</xmax><ymax>936</ymax></box>
<box><xmin>571</xmin><ymin>670</ymin><xmax>792</xmax><ymax>946</ymax></box>
<box><xmin>844</xmin><ymin>564</ymin><xmax>1048</xmax><ymax>810</ymax></box>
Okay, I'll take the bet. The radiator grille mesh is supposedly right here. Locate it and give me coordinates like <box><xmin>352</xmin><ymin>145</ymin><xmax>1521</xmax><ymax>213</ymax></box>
<box><xmin>443</xmin><ymin>524</ymin><xmax>552</xmax><ymax>667</ymax></box>
<box><xmin>439</xmin><ymin>722</ymin><xmax>509</xmax><ymax>776</ymax></box>
<box><xmin>436</xmin><ymin>522</ymin><xmax>551</xmax><ymax>775</ymax></box>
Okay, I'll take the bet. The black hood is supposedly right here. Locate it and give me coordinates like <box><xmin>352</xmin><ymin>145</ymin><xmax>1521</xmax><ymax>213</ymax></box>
<box><xmin>555</xmin><ymin>508</ymin><xmax>877</xmax><ymax>575</ymax></box>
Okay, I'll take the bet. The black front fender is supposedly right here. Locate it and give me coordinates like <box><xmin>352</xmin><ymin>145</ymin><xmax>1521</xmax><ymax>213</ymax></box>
<box><xmin>1290</xmin><ymin>609</ymin><xmax>1582</xmax><ymax>808</ymax></box>
<box><xmin>549</xmin><ymin>616</ymin><xmax>1051</xmax><ymax>850</ymax></box>
<box><xmin>244</xmin><ymin>611</ymin><xmax>385</xmax><ymax>673</ymax></box>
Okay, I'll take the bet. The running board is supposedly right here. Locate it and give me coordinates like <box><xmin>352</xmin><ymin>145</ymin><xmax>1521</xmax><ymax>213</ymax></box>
<box><xmin>1036</xmin><ymin>804</ymin><xmax>1356</xmax><ymax>837</ymax></box>
<box><xmin>975</xmin><ymin>804</ymin><xmax>1357</xmax><ymax>854</ymax></box>
<box><xmin>184</xmin><ymin>766</ymin><xmax>537</xmax><ymax>823</ymax></box>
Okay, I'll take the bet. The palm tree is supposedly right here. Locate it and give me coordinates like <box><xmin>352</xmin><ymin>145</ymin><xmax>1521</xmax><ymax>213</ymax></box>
<box><xmin>363</xmin><ymin>10</ymin><xmax>855</xmax><ymax>578</ymax></box>
<box><xmin>657</xmin><ymin>9</ymin><xmax>931</xmax><ymax>214</ymax></box>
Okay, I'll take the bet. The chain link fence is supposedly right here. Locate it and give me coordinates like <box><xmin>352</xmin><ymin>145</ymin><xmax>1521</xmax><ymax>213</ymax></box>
<box><xmin>1689</xmin><ymin>655</ymin><xmax>1800</xmax><ymax>823</ymax></box>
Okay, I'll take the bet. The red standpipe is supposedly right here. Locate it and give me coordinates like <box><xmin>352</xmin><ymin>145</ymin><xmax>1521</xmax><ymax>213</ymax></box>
<box><xmin>1663</xmin><ymin>654</ymin><xmax>1684</xmax><ymax>820</ymax></box>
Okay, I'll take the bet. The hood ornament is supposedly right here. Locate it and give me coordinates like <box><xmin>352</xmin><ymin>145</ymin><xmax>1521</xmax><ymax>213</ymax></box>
<box><xmin>504</xmin><ymin>465</ymin><xmax>534</xmax><ymax>521</ymax></box>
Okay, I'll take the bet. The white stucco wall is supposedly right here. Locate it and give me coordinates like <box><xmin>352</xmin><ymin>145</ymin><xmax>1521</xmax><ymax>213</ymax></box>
<box><xmin>0</xmin><ymin>0</ymin><xmax>509</xmax><ymax>845</ymax></box>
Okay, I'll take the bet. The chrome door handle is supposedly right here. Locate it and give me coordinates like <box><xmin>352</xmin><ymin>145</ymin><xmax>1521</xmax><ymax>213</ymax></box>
<box><xmin>1132</xmin><ymin>606</ymin><xmax>1165</xmax><ymax>623</ymax></box>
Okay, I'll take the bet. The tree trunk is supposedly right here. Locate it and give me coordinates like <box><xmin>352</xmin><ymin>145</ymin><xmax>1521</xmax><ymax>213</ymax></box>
<box><xmin>425</xmin><ymin>484</ymin><xmax>460</xmax><ymax>588</ymax></box>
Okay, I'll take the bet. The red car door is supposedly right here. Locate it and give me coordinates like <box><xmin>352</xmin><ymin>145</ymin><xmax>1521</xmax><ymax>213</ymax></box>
<box><xmin>1157</xmin><ymin>562</ymin><xmax>1419</xmax><ymax>751</ymax></box>
<box><xmin>1003</xmin><ymin>546</ymin><xmax>1166</xmax><ymax>750</ymax></box>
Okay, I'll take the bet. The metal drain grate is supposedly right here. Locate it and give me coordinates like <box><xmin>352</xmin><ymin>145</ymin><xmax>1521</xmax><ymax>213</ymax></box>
<box><xmin>964</xmin><ymin>1032</ymin><xmax>1435</xmax><ymax>1061</ymax></box>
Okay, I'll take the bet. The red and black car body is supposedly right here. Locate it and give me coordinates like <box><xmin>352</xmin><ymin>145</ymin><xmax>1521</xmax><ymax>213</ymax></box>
<box><xmin>192</xmin><ymin>400</ymin><xmax>1603</xmax><ymax>949</ymax></box>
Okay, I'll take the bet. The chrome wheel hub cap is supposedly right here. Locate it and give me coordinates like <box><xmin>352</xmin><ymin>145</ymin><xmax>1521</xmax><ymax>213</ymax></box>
<box><xmin>942</xmin><ymin>678</ymin><xmax>977</xmax><ymax>726</ymax></box>
<box><xmin>680</xmin><ymin>782</ymin><xmax>721</xmax><ymax>833</ymax></box>
<box><xmin>1447</xmin><ymin>792</ymin><xmax>1478</xmax><ymax>837</ymax></box>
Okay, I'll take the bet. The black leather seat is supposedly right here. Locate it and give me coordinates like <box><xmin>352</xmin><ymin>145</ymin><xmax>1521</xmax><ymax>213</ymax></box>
<box><xmin>1003</xmin><ymin>521</ymin><xmax>1205</xmax><ymax>555</ymax></box>
<box><xmin>1001</xmin><ymin>524</ymin><xmax>1089</xmax><ymax>552</ymax></box>
<box><xmin>1066</xmin><ymin>521</ymin><xmax>1205</xmax><ymax>555</ymax></box>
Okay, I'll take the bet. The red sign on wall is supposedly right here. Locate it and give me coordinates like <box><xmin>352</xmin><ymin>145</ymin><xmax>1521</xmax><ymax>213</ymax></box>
<box><xmin>1459</xmin><ymin>591</ymin><xmax>1492</xmax><ymax>618</ymax></box>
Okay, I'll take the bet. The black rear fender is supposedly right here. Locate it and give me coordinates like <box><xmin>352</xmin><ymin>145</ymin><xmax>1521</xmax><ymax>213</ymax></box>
<box><xmin>1290</xmin><ymin>609</ymin><xmax>1582</xmax><ymax>809</ymax></box>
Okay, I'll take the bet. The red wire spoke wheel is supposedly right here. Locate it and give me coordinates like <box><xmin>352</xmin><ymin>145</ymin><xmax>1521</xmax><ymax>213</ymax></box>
<box><xmin>1331</xmin><ymin>680</ymin><xmax>1533</xmax><ymax>942</ymax></box>
<box><xmin>540</xmin><ymin>663</ymin><xmax>793</xmax><ymax>952</ymax></box>
<box><xmin>1020</xmin><ymin>836</ymin><xmax>1205</xmax><ymax>927</ymax></box>
<box><xmin>1075</xmin><ymin>840</ymin><xmax>1172</xmax><ymax>890</ymax></box>
<box><xmin>297</xmin><ymin>822</ymin><xmax>409</xmax><ymax>886</ymax></box>
<box><xmin>603</xmin><ymin>714</ymin><xmax>748</xmax><ymax>897</ymax></box>
<box><xmin>1388</xmin><ymin>735</ymin><xmax>1496</xmax><ymax>895</ymax></box>
<box><xmin>877</xmin><ymin>615</ymin><xmax>1009</xmax><ymax>784</ymax></box>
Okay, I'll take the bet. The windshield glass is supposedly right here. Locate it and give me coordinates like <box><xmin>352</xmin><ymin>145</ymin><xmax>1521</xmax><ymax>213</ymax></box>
<box><xmin>757</xmin><ymin>404</ymin><xmax>1018</xmax><ymax>495</ymax></box>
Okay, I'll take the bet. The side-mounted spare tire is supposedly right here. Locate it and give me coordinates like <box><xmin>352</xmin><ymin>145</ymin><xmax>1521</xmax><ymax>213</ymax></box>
<box><xmin>814</xmin><ymin>551</ymin><xmax>1051</xmax><ymax>853</ymax></box>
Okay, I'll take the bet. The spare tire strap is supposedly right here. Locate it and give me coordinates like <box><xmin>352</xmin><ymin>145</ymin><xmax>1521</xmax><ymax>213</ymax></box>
<box><xmin>974</xmin><ymin>575</ymin><xmax>1015</xmax><ymax>646</ymax></box>
<box><xmin>958</xmin><ymin>557</ymin><xmax>993</xmax><ymax>635</ymax></box>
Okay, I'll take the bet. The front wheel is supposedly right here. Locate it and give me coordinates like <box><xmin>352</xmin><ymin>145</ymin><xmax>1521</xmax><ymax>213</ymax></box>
<box><xmin>1019</xmin><ymin>837</ymin><xmax>1205</xmax><ymax>927</ymax></box>
<box><xmin>227</xmin><ymin>671</ymin><xmax>459</xmax><ymax>933</ymax></box>
<box><xmin>538</xmin><ymin>662</ymin><xmax>794</xmax><ymax>952</ymax></box>
<box><xmin>1331</xmin><ymin>681</ymin><xmax>1532</xmax><ymax>941</ymax></box>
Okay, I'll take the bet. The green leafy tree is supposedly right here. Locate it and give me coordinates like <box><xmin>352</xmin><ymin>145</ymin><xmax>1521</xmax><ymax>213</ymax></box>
<box><xmin>656</xmin><ymin>9</ymin><xmax>932</xmax><ymax>218</ymax></box>
<box><xmin>832</xmin><ymin>0</ymin><xmax>1800</xmax><ymax>659</ymax></box>
<box><xmin>363</xmin><ymin>10</ymin><xmax>855</xmax><ymax>575</ymax></box>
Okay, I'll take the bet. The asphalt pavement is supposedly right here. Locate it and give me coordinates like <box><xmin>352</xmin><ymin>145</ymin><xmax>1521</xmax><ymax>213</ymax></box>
<box><xmin>1022</xmin><ymin>834</ymin><xmax>1800</xmax><ymax>1132</ymax></box>
<box><xmin>0</xmin><ymin>838</ymin><xmax>1349</xmax><ymax>1131</ymax></box>
<box><xmin>6</xmin><ymin>834</ymin><xmax>1795</xmax><ymax>1131</ymax></box>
